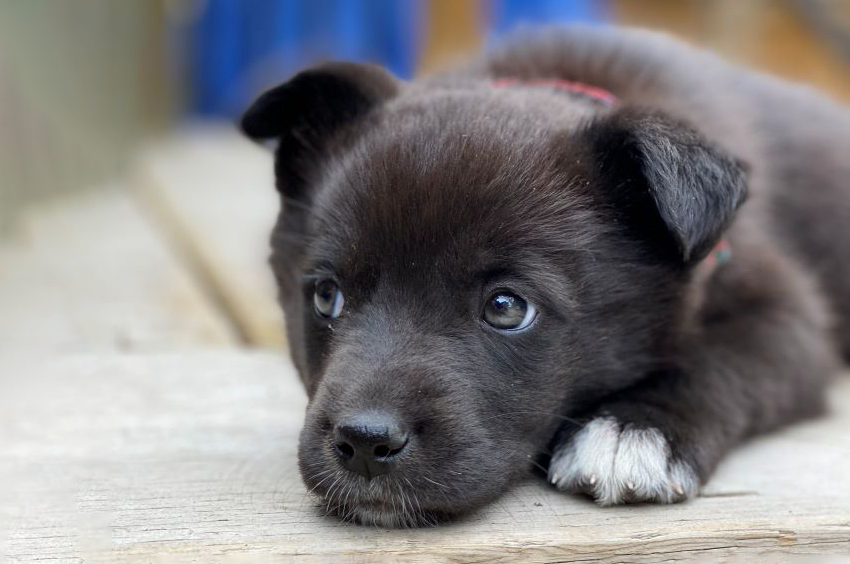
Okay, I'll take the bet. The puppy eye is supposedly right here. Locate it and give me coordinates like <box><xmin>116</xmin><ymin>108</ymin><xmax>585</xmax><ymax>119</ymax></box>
<box><xmin>483</xmin><ymin>291</ymin><xmax>537</xmax><ymax>331</ymax></box>
<box><xmin>314</xmin><ymin>279</ymin><xmax>344</xmax><ymax>318</ymax></box>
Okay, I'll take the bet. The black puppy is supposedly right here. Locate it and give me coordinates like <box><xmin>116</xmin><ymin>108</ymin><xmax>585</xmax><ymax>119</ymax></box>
<box><xmin>240</xmin><ymin>25</ymin><xmax>850</xmax><ymax>526</ymax></box>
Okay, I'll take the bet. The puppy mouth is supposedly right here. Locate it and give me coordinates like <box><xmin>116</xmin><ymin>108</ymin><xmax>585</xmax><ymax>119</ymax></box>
<box><xmin>343</xmin><ymin>504</ymin><xmax>446</xmax><ymax>528</ymax></box>
<box><xmin>326</xmin><ymin>495</ymin><xmax>449</xmax><ymax>528</ymax></box>
<box><xmin>307</xmin><ymin>470</ymin><xmax>452</xmax><ymax>528</ymax></box>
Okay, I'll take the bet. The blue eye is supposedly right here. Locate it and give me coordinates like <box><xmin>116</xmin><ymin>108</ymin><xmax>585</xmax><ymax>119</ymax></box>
<box><xmin>483</xmin><ymin>291</ymin><xmax>537</xmax><ymax>331</ymax></box>
<box><xmin>314</xmin><ymin>279</ymin><xmax>344</xmax><ymax>318</ymax></box>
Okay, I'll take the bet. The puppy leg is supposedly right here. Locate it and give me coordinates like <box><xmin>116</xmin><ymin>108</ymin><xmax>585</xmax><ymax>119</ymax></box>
<box><xmin>549</xmin><ymin>257</ymin><xmax>839</xmax><ymax>505</ymax></box>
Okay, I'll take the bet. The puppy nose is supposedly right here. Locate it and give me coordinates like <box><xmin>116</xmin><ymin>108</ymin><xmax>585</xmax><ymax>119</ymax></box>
<box><xmin>332</xmin><ymin>411</ymin><xmax>409</xmax><ymax>479</ymax></box>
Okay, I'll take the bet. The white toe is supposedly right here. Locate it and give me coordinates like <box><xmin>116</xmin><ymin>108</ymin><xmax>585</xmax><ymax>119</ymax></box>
<box><xmin>548</xmin><ymin>417</ymin><xmax>698</xmax><ymax>505</ymax></box>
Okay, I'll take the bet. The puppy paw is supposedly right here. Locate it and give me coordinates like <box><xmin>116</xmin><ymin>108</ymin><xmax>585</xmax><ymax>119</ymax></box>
<box><xmin>548</xmin><ymin>417</ymin><xmax>698</xmax><ymax>505</ymax></box>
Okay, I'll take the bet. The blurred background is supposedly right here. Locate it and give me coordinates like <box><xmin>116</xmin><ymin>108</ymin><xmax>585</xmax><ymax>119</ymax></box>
<box><xmin>1</xmin><ymin>0</ymin><xmax>850</xmax><ymax>353</ymax></box>
<box><xmin>2</xmin><ymin>0</ymin><xmax>850</xmax><ymax>231</ymax></box>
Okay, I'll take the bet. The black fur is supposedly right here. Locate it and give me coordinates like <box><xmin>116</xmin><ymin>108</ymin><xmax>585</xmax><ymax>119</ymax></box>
<box><xmin>240</xmin><ymin>61</ymin><xmax>398</xmax><ymax>200</ymax></box>
<box><xmin>585</xmin><ymin>109</ymin><xmax>748</xmax><ymax>262</ymax></box>
<box><xmin>241</xmin><ymin>25</ymin><xmax>848</xmax><ymax>526</ymax></box>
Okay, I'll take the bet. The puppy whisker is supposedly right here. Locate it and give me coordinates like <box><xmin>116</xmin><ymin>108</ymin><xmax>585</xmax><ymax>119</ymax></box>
<box><xmin>421</xmin><ymin>475</ymin><xmax>449</xmax><ymax>490</ymax></box>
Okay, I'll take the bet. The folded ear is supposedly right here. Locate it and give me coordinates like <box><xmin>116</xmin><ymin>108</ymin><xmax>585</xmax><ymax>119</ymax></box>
<box><xmin>240</xmin><ymin>61</ymin><xmax>399</xmax><ymax>199</ymax></box>
<box><xmin>583</xmin><ymin>109</ymin><xmax>748</xmax><ymax>263</ymax></box>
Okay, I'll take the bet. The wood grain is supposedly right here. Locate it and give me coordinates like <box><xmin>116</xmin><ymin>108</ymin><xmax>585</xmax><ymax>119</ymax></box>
<box><xmin>134</xmin><ymin>127</ymin><xmax>286</xmax><ymax>348</ymax></box>
<box><xmin>3</xmin><ymin>353</ymin><xmax>848</xmax><ymax>563</ymax></box>
<box><xmin>0</xmin><ymin>188</ymin><xmax>237</xmax><ymax>352</ymax></box>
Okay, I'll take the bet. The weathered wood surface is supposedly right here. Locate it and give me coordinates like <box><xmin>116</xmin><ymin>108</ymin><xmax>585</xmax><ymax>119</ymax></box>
<box><xmin>2</xmin><ymin>353</ymin><xmax>848</xmax><ymax>563</ymax></box>
<box><xmin>3</xmin><ymin>131</ymin><xmax>849</xmax><ymax>562</ymax></box>
<box><xmin>0</xmin><ymin>189</ymin><xmax>237</xmax><ymax>352</ymax></box>
<box><xmin>134</xmin><ymin>127</ymin><xmax>286</xmax><ymax>348</ymax></box>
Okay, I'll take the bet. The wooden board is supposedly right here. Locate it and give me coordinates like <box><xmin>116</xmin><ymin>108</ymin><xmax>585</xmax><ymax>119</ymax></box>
<box><xmin>0</xmin><ymin>188</ymin><xmax>237</xmax><ymax>352</ymax></box>
<box><xmin>3</xmin><ymin>352</ymin><xmax>848</xmax><ymax>563</ymax></box>
<box><xmin>134</xmin><ymin>127</ymin><xmax>286</xmax><ymax>348</ymax></box>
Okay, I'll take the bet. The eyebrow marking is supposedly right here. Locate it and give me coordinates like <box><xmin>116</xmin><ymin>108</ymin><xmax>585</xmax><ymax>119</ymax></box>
<box><xmin>303</xmin><ymin>264</ymin><xmax>338</xmax><ymax>284</ymax></box>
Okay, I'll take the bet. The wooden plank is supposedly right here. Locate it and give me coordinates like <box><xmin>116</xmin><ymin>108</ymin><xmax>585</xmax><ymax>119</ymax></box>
<box><xmin>3</xmin><ymin>352</ymin><xmax>848</xmax><ymax>562</ymax></box>
<box><xmin>0</xmin><ymin>188</ymin><xmax>237</xmax><ymax>352</ymax></box>
<box><xmin>134</xmin><ymin>127</ymin><xmax>286</xmax><ymax>348</ymax></box>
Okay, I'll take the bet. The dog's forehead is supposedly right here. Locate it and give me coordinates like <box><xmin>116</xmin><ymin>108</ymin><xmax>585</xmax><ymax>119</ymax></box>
<box><xmin>308</xmin><ymin>94</ymin><xmax>598</xmax><ymax>280</ymax></box>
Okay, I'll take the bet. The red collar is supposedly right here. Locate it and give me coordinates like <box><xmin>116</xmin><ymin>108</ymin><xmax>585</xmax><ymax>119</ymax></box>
<box><xmin>493</xmin><ymin>77</ymin><xmax>618</xmax><ymax>105</ymax></box>
<box><xmin>705</xmin><ymin>238</ymin><xmax>732</xmax><ymax>267</ymax></box>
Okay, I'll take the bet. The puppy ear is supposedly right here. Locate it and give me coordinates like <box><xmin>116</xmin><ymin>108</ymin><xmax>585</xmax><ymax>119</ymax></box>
<box><xmin>240</xmin><ymin>61</ymin><xmax>399</xmax><ymax>199</ymax></box>
<box><xmin>584</xmin><ymin>109</ymin><xmax>748</xmax><ymax>263</ymax></box>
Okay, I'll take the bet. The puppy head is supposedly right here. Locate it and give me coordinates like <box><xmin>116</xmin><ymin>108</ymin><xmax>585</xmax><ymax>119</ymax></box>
<box><xmin>242</xmin><ymin>62</ymin><xmax>746</xmax><ymax>526</ymax></box>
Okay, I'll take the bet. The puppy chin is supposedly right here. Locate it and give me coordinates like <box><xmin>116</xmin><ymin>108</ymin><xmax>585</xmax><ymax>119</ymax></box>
<box><xmin>344</xmin><ymin>505</ymin><xmax>442</xmax><ymax>528</ymax></box>
<box><xmin>314</xmin><ymin>477</ymin><xmax>452</xmax><ymax>528</ymax></box>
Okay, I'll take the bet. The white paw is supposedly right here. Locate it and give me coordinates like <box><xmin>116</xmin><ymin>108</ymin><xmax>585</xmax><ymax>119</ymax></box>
<box><xmin>548</xmin><ymin>417</ymin><xmax>698</xmax><ymax>505</ymax></box>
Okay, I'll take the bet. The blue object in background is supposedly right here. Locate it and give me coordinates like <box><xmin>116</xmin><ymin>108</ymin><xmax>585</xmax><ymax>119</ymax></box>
<box><xmin>188</xmin><ymin>0</ymin><xmax>423</xmax><ymax>117</ymax></box>
<box><xmin>186</xmin><ymin>0</ymin><xmax>609</xmax><ymax>118</ymax></box>
<box><xmin>485</xmin><ymin>0</ymin><xmax>607</xmax><ymax>42</ymax></box>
